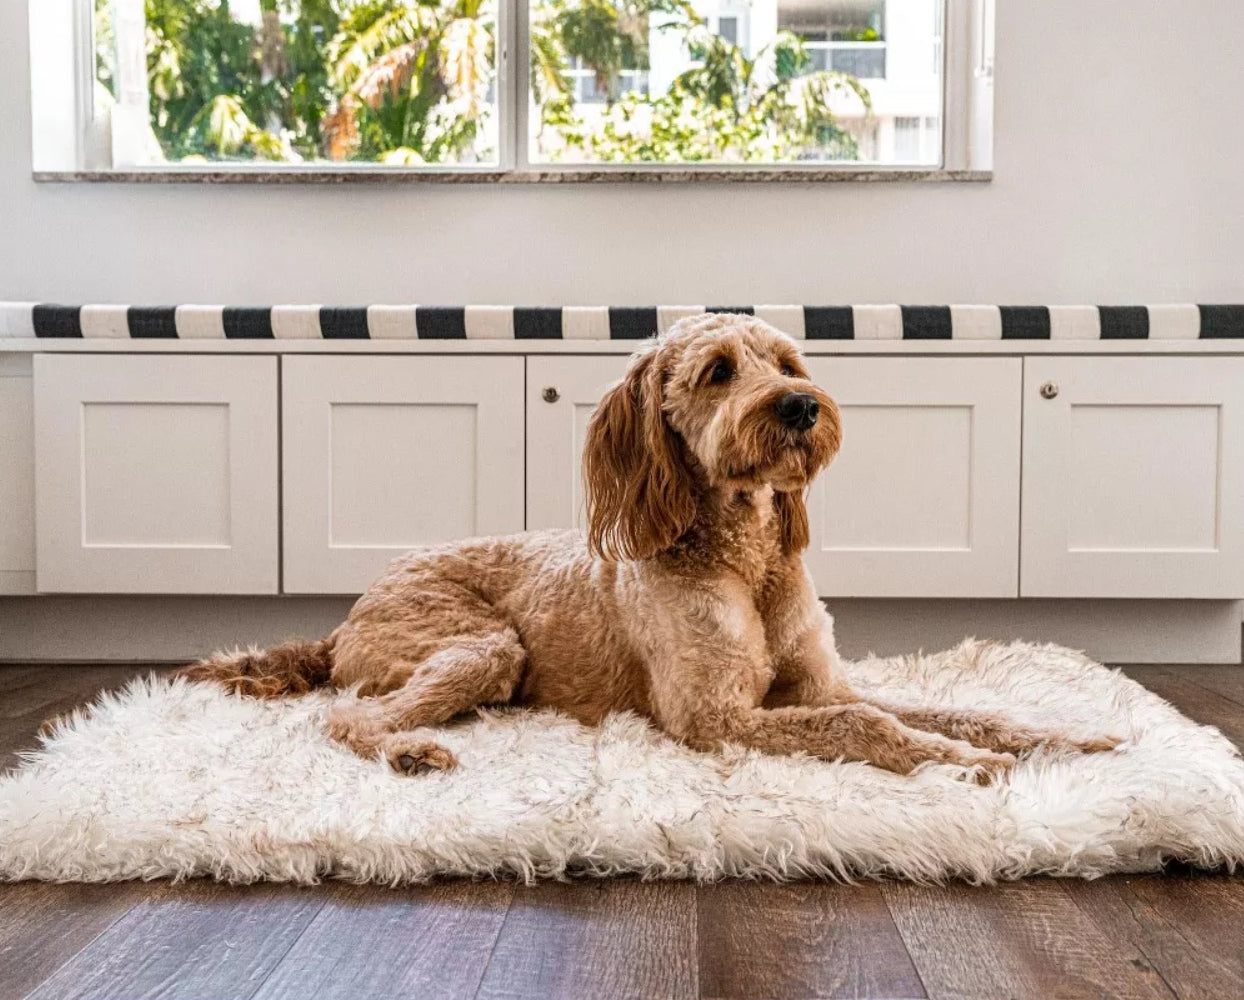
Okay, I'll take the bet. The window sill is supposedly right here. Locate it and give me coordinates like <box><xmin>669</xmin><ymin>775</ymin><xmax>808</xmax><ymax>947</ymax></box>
<box><xmin>33</xmin><ymin>166</ymin><xmax>992</xmax><ymax>185</ymax></box>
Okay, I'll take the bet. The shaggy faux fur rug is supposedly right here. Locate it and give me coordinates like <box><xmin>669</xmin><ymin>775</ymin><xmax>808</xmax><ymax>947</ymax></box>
<box><xmin>2</xmin><ymin>640</ymin><xmax>1243</xmax><ymax>884</ymax></box>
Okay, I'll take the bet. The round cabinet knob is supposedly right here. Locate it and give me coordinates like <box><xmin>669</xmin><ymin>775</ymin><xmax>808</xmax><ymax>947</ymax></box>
<box><xmin>1039</xmin><ymin>381</ymin><xmax>1059</xmax><ymax>400</ymax></box>
<box><xmin>542</xmin><ymin>386</ymin><xmax>561</xmax><ymax>403</ymax></box>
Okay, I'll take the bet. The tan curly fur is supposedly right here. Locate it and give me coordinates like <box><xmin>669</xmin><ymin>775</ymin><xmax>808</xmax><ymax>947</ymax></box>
<box><xmin>183</xmin><ymin>313</ymin><xmax>1118</xmax><ymax>778</ymax></box>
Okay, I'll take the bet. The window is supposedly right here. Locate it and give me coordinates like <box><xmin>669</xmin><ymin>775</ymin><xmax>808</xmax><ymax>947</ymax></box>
<box><xmin>530</xmin><ymin>0</ymin><xmax>944</xmax><ymax>165</ymax></box>
<box><xmin>94</xmin><ymin>0</ymin><xmax>499</xmax><ymax>166</ymax></box>
<box><xmin>31</xmin><ymin>0</ymin><xmax>993</xmax><ymax>177</ymax></box>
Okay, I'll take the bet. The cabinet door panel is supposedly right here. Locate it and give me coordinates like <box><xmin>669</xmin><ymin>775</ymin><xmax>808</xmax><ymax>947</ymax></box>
<box><xmin>526</xmin><ymin>356</ymin><xmax>629</xmax><ymax>531</ymax></box>
<box><xmin>804</xmin><ymin>358</ymin><xmax>1021</xmax><ymax>597</ymax></box>
<box><xmin>34</xmin><ymin>355</ymin><xmax>278</xmax><ymax>594</ymax></box>
<box><xmin>1021</xmin><ymin>357</ymin><xmax>1244</xmax><ymax>598</ymax></box>
<box><xmin>283</xmin><ymin>356</ymin><xmax>524</xmax><ymax>594</ymax></box>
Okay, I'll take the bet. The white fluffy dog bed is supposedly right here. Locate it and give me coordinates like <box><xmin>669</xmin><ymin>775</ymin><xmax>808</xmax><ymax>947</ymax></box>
<box><xmin>2</xmin><ymin>639</ymin><xmax>1243</xmax><ymax>884</ymax></box>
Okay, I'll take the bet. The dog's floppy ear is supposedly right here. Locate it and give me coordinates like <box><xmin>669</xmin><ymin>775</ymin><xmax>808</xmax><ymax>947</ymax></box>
<box><xmin>584</xmin><ymin>350</ymin><xmax>697</xmax><ymax>561</ymax></box>
<box><xmin>774</xmin><ymin>489</ymin><xmax>810</xmax><ymax>555</ymax></box>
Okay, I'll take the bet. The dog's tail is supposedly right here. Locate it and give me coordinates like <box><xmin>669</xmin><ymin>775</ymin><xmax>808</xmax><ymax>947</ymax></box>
<box><xmin>180</xmin><ymin>635</ymin><xmax>335</xmax><ymax>698</ymax></box>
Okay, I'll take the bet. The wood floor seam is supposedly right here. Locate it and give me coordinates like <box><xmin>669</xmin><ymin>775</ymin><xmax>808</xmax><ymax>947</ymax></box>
<box><xmin>469</xmin><ymin>884</ymin><xmax>518</xmax><ymax>1000</ymax></box>
<box><xmin>239</xmin><ymin>889</ymin><xmax>334</xmax><ymax>1000</ymax></box>
<box><xmin>14</xmin><ymin>895</ymin><xmax>143</xmax><ymax>1000</ymax></box>
<box><xmin>1167</xmin><ymin>668</ymin><xmax>1244</xmax><ymax>711</ymax></box>
<box><xmin>1061</xmin><ymin>880</ymin><xmax>1180</xmax><ymax>1000</ymax></box>
<box><xmin>876</xmin><ymin>885</ymin><xmax>931</xmax><ymax>1000</ymax></box>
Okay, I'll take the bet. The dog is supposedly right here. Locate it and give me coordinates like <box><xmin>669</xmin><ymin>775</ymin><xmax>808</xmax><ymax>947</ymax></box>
<box><xmin>184</xmin><ymin>312</ymin><xmax>1118</xmax><ymax>779</ymax></box>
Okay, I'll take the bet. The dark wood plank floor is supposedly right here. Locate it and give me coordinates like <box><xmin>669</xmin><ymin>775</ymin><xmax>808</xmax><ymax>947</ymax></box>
<box><xmin>1</xmin><ymin>662</ymin><xmax>1243</xmax><ymax>1000</ymax></box>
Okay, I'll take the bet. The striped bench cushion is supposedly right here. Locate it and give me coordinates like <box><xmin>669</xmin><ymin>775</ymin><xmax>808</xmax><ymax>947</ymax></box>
<box><xmin>1</xmin><ymin>303</ymin><xmax>1241</xmax><ymax>340</ymax></box>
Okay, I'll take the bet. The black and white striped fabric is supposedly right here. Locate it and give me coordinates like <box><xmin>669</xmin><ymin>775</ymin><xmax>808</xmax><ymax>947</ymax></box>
<box><xmin>2</xmin><ymin>303</ymin><xmax>1242</xmax><ymax>340</ymax></box>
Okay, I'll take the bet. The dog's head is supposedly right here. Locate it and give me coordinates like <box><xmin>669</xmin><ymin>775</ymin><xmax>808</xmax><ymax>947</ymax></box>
<box><xmin>584</xmin><ymin>313</ymin><xmax>842</xmax><ymax>561</ymax></box>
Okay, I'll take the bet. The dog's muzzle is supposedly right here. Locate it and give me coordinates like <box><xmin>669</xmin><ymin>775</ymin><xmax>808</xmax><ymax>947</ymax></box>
<box><xmin>775</xmin><ymin>392</ymin><xmax>819</xmax><ymax>432</ymax></box>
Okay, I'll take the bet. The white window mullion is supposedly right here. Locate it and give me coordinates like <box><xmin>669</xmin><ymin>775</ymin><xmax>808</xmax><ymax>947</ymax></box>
<box><xmin>110</xmin><ymin>0</ymin><xmax>154</xmax><ymax>167</ymax></box>
<box><xmin>512</xmin><ymin>0</ymin><xmax>531</xmax><ymax>170</ymax></box>
<box><xmin>942</xmin><ymin>0</ymin><xmax>994</xmax><ymax>172</ymax></box>
<box><xmin>971</xmin><ymin>0</ymin><xmax>996</xmax><ymax>169</ymax></box>
<box><xmin>494</xmin><ymin>0</ymin><xmax>513</xmax><ymax>169</ymax></box>
<box><xmin>73</xmin><ymin>0</ymin><xmax>102</xmax><ymax>168</ymax></box>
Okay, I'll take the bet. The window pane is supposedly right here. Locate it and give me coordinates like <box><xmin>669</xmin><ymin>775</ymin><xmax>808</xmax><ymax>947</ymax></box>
<box><xmin>95</xmin><ymin>0</ymin><xmax>117</xmax><ymax>103</ymax></box>
<box><xmin>528</xmin><ymin>0</ymin><xmax>942</xmax><ymax>165</ymax></box>
<box><xmin>98</xmin><ymin>0</ymin><xmax>497</xmax><ymax>166</ymax></box>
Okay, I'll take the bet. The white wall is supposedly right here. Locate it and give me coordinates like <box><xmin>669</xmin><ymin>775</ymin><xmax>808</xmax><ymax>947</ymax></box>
<box><xmin>1</xmin><ymin>1</ymin><xmax>1241</xmax><ymax>306</ymax></box>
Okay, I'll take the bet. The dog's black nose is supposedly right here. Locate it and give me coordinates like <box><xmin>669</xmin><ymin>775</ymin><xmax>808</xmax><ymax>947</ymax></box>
<box><xmin>775</xmin><ymin>392</ymin><xmax>819</xmax><ymax>431</ymax></box>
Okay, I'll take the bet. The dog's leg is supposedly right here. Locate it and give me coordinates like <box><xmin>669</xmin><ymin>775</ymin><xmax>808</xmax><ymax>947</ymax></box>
<box><xmin>680</xmin><ymin>702</ymin><xmax>1015</xmax><ymax>780</ymax></box>
<box><xmin>766</xmin><ymin>605</ymin><xmax>1119</xmax><ymax>758</ymax></box>
<box><xmin>761</xmin><ymin>581</ymin><xmax>859</xmax><ymax>709</ymax></box>
<box><xmin>647</xmin><ymin>589</ymin><xmax>1012</xmax><ymax>780</ymax></box>
<box><xmin>859</xmin><ymin>702</ymin><xmax>1121</xmax><ymax>757</ymax></box>
<box><xmin>327</xmin><ymin>627</ymin><xmax>526</xmax><ymax>775</ymax></box>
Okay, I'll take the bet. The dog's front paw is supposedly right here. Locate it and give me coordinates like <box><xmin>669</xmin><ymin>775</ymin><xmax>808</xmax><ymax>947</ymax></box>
<box><xmin>384</xmin><ymin>739</ymin><xmax>458</xmax><ymax>776</ymax></box>
<box><xmin>959</xmin><ymin>748</ymin><xmax>1017</xmax><ymax>785</ymax></box>
<box><xmin>934</xmin><ymin>743</ymin><xmax>1015</xmax><ymax>785</ymax></box>
<box><xmin>883</xmin><ymin>733</ymin><xmax>1014</xmax><ymax>783</ymax></box>
<box><xmin>1018</xmin><ymin>731</ymin><xmax>1125</xmax><ymax>756</ymax></box>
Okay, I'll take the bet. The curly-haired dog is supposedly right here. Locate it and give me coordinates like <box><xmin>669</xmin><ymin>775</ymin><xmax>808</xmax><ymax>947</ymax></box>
<box><xmin>185</xmin><ymin>313</ymin><xmax>1118</xmax><ymax>779</ymax></box>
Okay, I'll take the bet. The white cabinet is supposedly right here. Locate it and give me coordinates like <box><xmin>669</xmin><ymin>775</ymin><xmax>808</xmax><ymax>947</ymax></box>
<box><xmin>526</xmin><ymin>356</ymin><xmax>628</xmax><ymax>530</ymax></box>
<box><xmin>23</xmin><ymin>349</ymin><xmax>1244</xmax><ymax>606</ymax></box>
<box><xmin>803</xmin><ymin>358</ymin><xmax>1022</xmax><ymax>597</ymax></box>
<box><xmin>34</xmin><ymin>355</ymin><xmax>279</xmax><ymax>594</ymax></box>
<box><xmin>1021</xmin><ymin>357</ymin><xmax>1244</xmax><ymax>598</ymax></box>
<box><xmin>282</xmin><ymin>356</ymin><xmax>525</xmax><ymax>594</ymax></box>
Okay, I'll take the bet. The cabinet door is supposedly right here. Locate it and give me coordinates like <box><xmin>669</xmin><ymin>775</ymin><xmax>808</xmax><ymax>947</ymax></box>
<box><xmin>282</xmin><ymin>356</ymin><xmax>525</xmax><ymax>594</ymax></box>
<box><xmin>34</xmin><ymin>355</ymin><xmax>278</xmax><ymax>594</ymax></box>
<box><xmin>803</xmin><ymin>358</ymin><xmax>1021</xmax><ymax>597</ymax></box>
<box><xmin>1021</xmin><ymin>357</ymin><xmax>1244</xmax><ymax>598</ymax></box>
<box><xmin>526</xmin><ymin>356</ymin><xmax>629</xmax><ymax>530</ymax></box>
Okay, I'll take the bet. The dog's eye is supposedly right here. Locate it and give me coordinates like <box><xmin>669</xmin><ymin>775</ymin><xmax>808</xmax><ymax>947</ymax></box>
<box><xmin>708</xmin><ymin>359</ymin><xmax>734</xmax><ymax>384</ymax></box>
<box><xmin>780</xmin><ymin>362</ymin><xmax>796</xmax><ymax>377</ymax></box>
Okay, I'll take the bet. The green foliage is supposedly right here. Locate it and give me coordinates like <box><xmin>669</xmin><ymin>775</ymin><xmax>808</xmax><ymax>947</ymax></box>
<box><xmin>101</xmin><ymin>0</ymin><xmax>871</xmax><ymax>165</ymax></box>
<box><xmin>280</xmin><ymin>0</ymin><xmax>344</xmax><ymax>155</ymax></box>
<box><xmin>559</xmin><ymin>0</ymin><xmax>643</xmax><ymax>94</ymax></box>
<box><xmin>834</xmin><ymin>25</ymin><xmax>880</xmax><ymax>42</ymax></box>
<box><xmin>531</xmin><ymin>0</ymin><xmax>873</xmax><ymax>163</ymax></box>
<box><xmin>547</xmin><ymin>22</ymin><xmax>871</xmax><ymax>163</ymax></box>
<box><xmin>95</xmin><ymin>0</ymin><xmax>117</xmax><ymax>98</ymax></box>
<box><xmin>143</xmin><ymin>0</ymin><xmax>280</xmax><ymax>159</ymax></box>
<box><xmin>321</xmin><ymin>1</ymin><xmax>492</xmax><ymax>161</ymax></box>
<box><xmin>123</xmin><ymin>0</ymin><xmax>492</xmax><ymax>163</ymax></box>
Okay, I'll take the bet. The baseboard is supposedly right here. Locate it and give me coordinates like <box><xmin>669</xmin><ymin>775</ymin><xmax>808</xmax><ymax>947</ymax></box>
<box><xmin>828</xmin><ymin>599</ymin><xmax>1244</xmax><ymax>665</ymax></box>
<box><xmin>0</xmin><ymin>571</ymin><xmax>35</xmax><ymax>596</ymax></box>
<box><xmin>0</xmin><ymin>596</ymin><xmax>1240</xmax><ymax>665</ymax></box>
<box><xmin>0</xmin><ymin>596</ymin><xmax>356</xmax><ymax>664</ymax></box>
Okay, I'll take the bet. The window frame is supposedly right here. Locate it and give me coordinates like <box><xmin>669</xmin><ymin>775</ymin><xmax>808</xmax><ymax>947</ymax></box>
<box><xmin>31</xmin><ymin>0</ymin><xmax>994</xmax><ymax>181</ymax></box>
